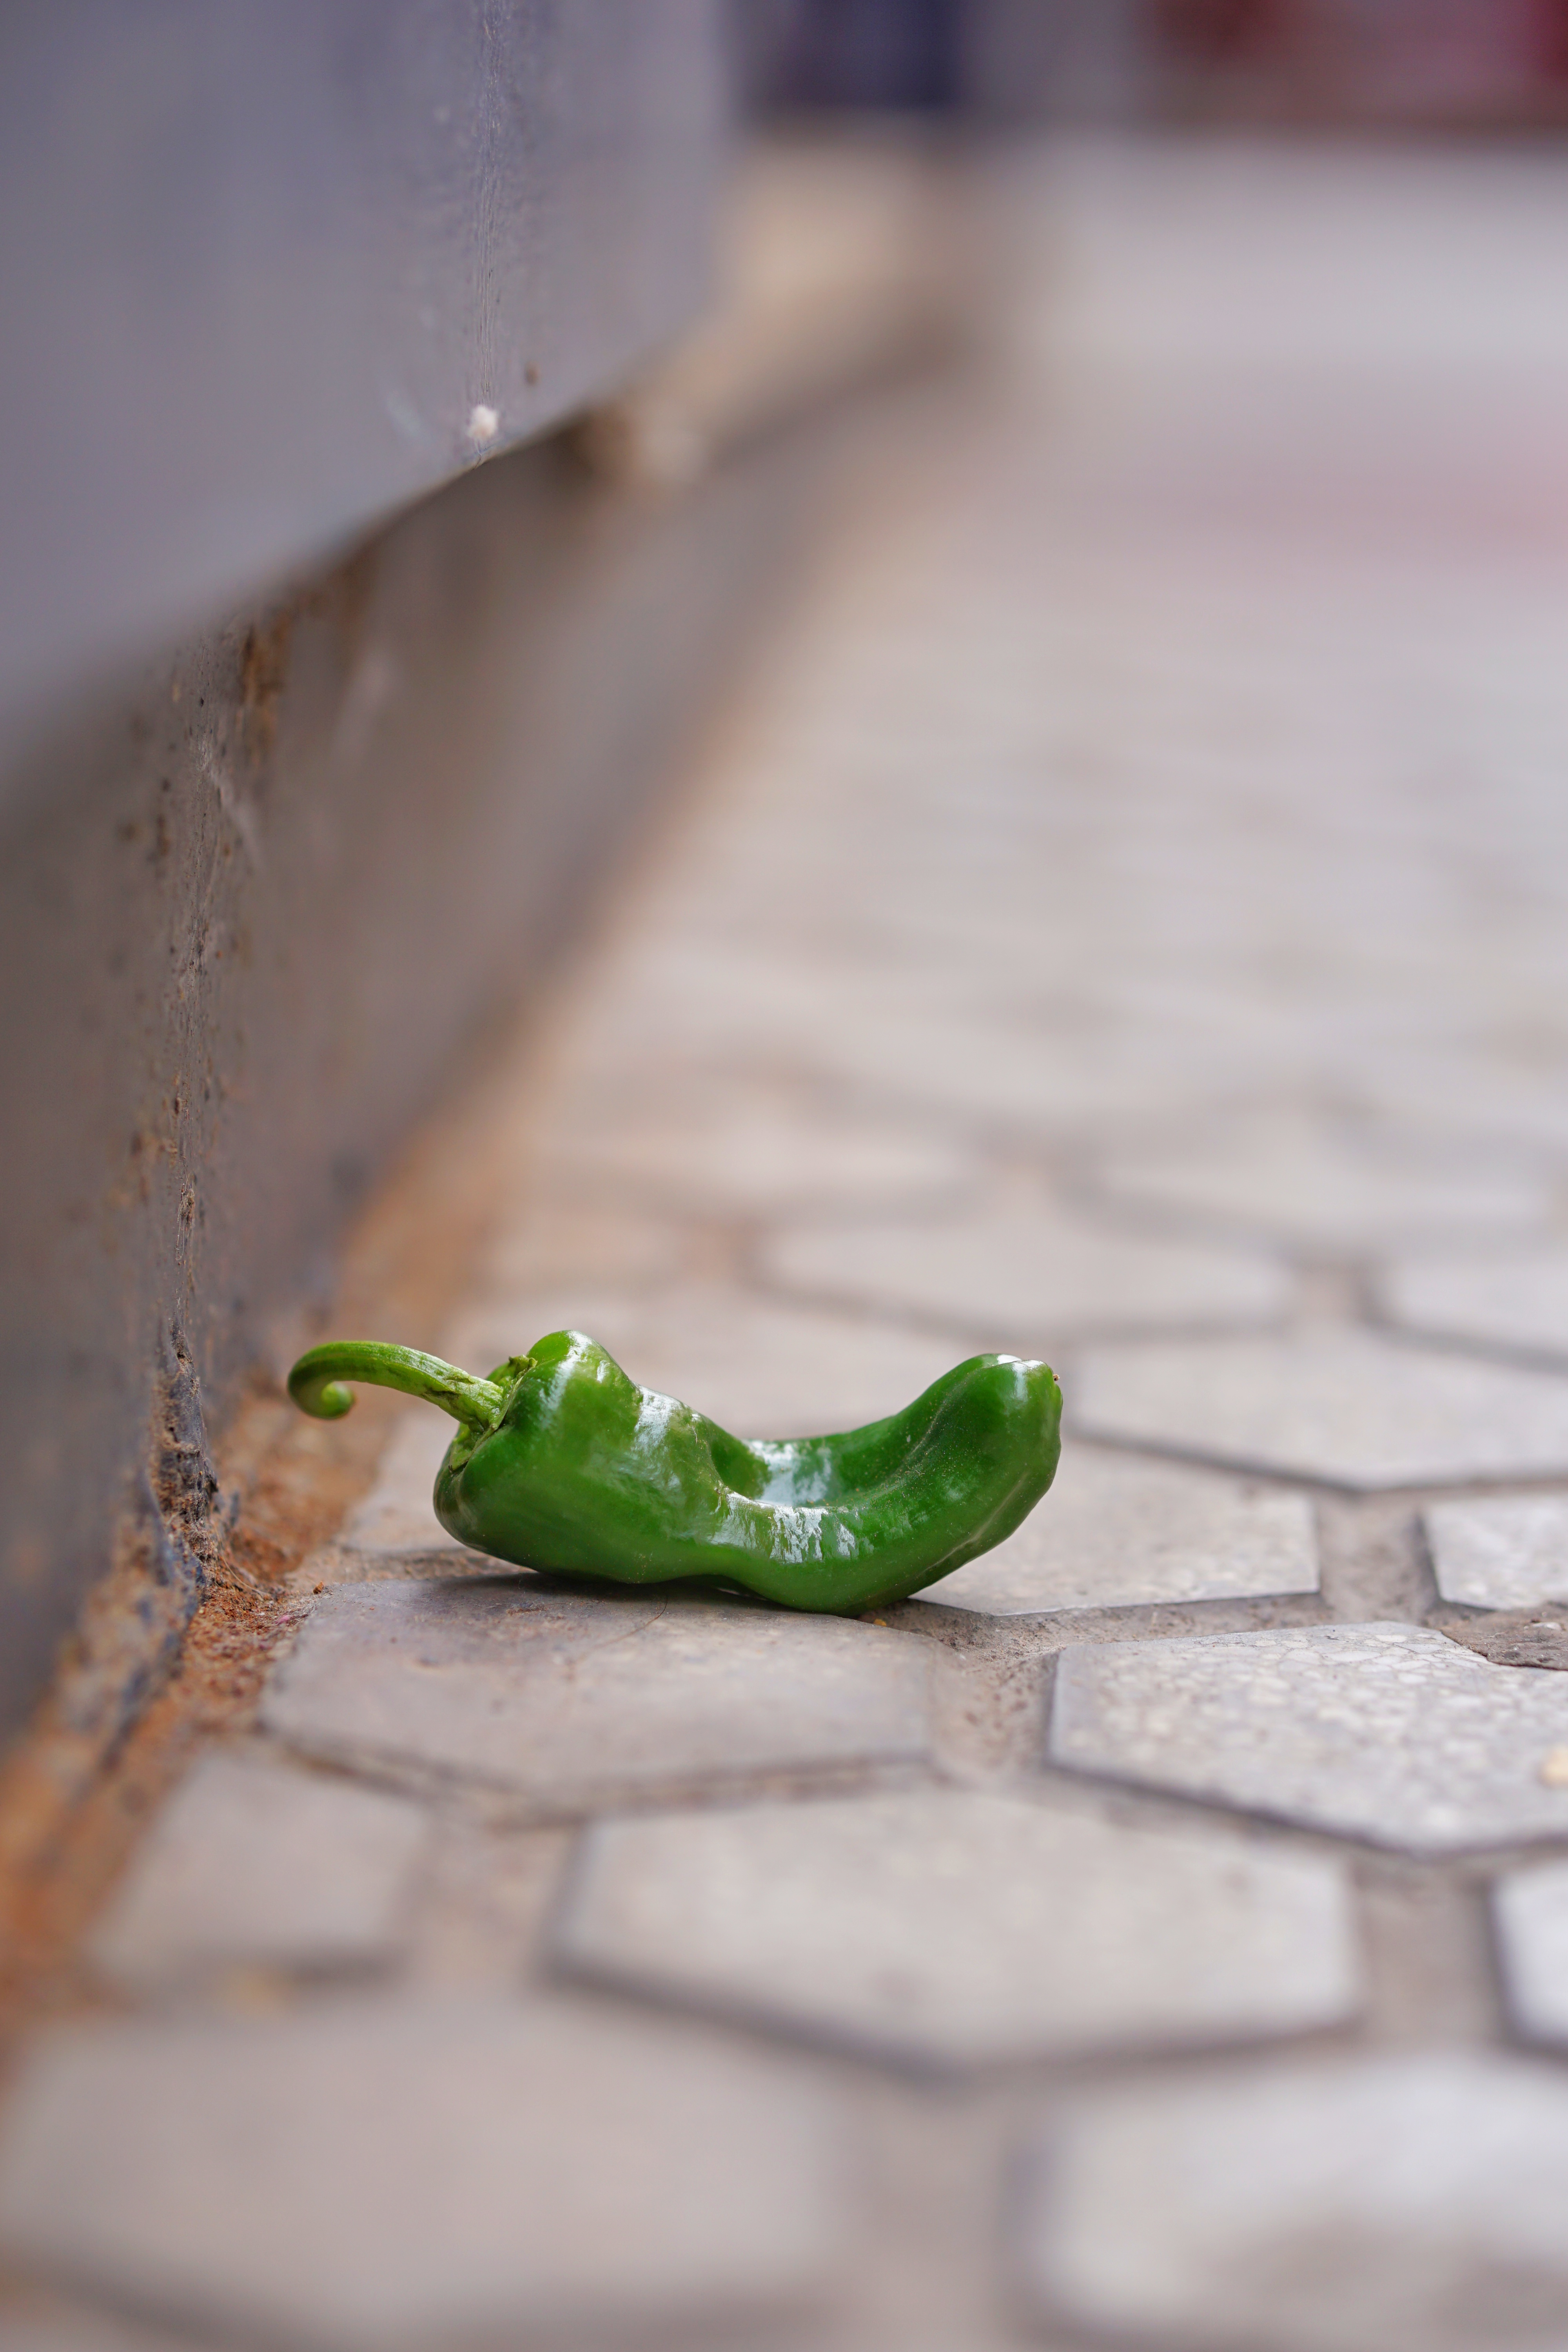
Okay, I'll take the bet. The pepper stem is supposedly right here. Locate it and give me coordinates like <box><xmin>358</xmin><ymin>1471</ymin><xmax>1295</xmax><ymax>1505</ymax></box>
<box><xmin>287</xmin><ymin>1341</ymin><xmax>506</xmax><ymax>1432</ymax></box>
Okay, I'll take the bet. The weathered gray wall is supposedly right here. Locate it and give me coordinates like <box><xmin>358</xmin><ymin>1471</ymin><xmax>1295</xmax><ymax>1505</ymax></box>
<box><xmin>0</xmin><ymin>0</ymin><xmax>724</xmax><ymax>739</ymax></box>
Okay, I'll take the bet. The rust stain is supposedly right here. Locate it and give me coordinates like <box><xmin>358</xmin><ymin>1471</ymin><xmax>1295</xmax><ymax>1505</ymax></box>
<box><xmin>0</xmin><ymin>997</ymin><xmax>552</xmax><ymax>2052</ymax></box>
<box><xmin>238</xmin><ymin>608</ymin><xmax>295</xmax><ymax>764</ymax></box>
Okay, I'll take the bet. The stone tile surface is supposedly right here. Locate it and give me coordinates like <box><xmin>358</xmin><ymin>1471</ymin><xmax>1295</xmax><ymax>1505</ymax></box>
<box><xmin>1074</xmin><ymin>1329</ymin><xmax>1568</xmax><ymax>1488</ymax></box>
<box><xmin>764</xmin><ymin>1197</ymin><xmax>1289</xmax><ymax>1344</ymax></box>
<box><xmin>1021</xmin><ymin>2052</ymin><xmax>1568</xmax><ymax>2352</ymax></box>
<box><xmin>1494</xmin><ymin>1860</ymin><xmax>1568</xmax><ymax>2045</ymax></box>
<box><xmin>1381</xmin><ymin>1245</ymin><xmax>1568</xmax><ymax>1363</ymax></box>
<box><xmin>557</xmin><ymin>1788</ymin><xmax>1361</xmax><ymax>2065</ymax></box>
<box><xmin>1352</xmin><ymin>1054</ymin><xmax>1568</xmax><ymax>1161</ymax></box>
<box><xmin>770</xmin><ymin>1008</ymin><xmax>1237</xmax><ymax>1137</ymax></box>
<box><xmin>1091</xmin><ymin>1109</ymin><xmax>1549</xmax><ymax>1248</ymax></box>
<box><xmin>544</xmin><ymin>1077</ymin><xmax>973</xmax><ymax>1214</ymax></box>
<box><xmin>1425</xmin><ymin>1494</ymin><xmax>1568</xmax><ymax>1611</ymax></box>
<box><xmin>926</xmin><ymin>1444</ymin><xmax>1317</xmax><ymax>1615</ymax></box>
<box><xmin>1050</xmin><ymin>1622</ymin><xmax>1568</xmax><ymax>1854</ymax></box>
<box><xmin>0</xmin><ymin>1999</ymin><xmax>847</xmax><ymax>2351</ymax></box>
<box><xmin>0</xmin><ymin>2314</ymin><xmax>201</xmax><ymax>2352</ymax></box>
<box><xmin>90</xmin><ymin>1753</ymin><xmax>427</xmax><ymax>1987</ymax></box>
<box><xmin>339</xmin><ymin>1406</ymin><xmax>460</xmax><ymax>1555</ymax></box>
<box><xmin>478</xmin><ymin>1195</ymin><xmax>691</xmax><ymax>1299</ymax></box>
<box><xmin>264</xmin><ymin>1578</ymin><xmax>931</xmax><ymax>1803</ymax></box>
<box><xmin>446</xmin><ymin>1282</ymin><xmax>964</xmax><ymax>1440</ymax></box>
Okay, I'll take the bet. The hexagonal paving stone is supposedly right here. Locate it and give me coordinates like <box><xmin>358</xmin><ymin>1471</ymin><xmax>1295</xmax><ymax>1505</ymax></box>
<box><xmin>1049</xmin><ymin>1622</ymin><xmax>1568</xmax><ymax>1854</ymax></box>
<box><xmin>339</xmin><ymin>1405</ymin><xmax>468</xmax><ymax>1554</ymax></box>
<box><xmin>90</xmin><ymin>1752</ymin><xmax>428</xmax><ymax>1988</ymax></box>
<box><xmin>0</xmin><ymin>2310</ymin><xmax>196</xmax><ymax>2352</ymax></box>
<box><xmin>1019</xmin><ymin>2052</ymin><xmax>1568</xmax><ymax>2352</ymax></box>
<box><xmin>1424</xmin><ymin>1495</ymin><xmax>1568</xmax><ymax>1610</ymax></box>
<box><xmin>1089</xmin><ymin>1109</ymin><xmax>1548</xmax><ymax>1249</ymax></box>
<box><xmin>1380</xmin><ymin>1245</ymin><xmax>1568</xmax><ymax>1363</ymax></box>
<box><xmin>479</xmin><ymin>1194</ymin><xmax>689</xmax><ymax>1301</ymax></box>
<box><xmin>263</xmin><ymin>1579</ymin><xmax>931</xmax><ymax>1806</ymax></box>
<box><xmin>1074</xmin><ymin>1329</ymin><xmax>1568</xmax><ymax>1489</ymax></box>
<box><xmin>1352</xmin><ymin>1055</ymin><xmax>1568</xmax><ymax>1163</ymax></box>
<box><xmin>762</xmin><ymin>1198</ymin><xmax>1288</xmax><ymax>1345</ymax></box>
<box><xmin>555</xmin><ymin>1789</ymin><xmax>1361</xmax><ymax>2067</ymax></box>
<box><xmin>542</xmin><ymin>1076</ymin><xmax>973</xmax><ymax>1216</ymax></box>
<box><xmin>1493</xmin><ymin>1860</ymin><xmax>1568</xmax><ymax>2045</ymax></box>
<box><xmin>0</xmin><ymin>1998</ymin><xmax>847</xmax><ymax>2352</ymax></box>
<box><xmin>769</xmin><ymin>1008</ymin><xmax>1230</xmax><ymax>1138</ymax></box>
<box><xmin>925</xmin><ymin>1445</ymin><xmax>1316</xmax><ymax>1615</ymax></box>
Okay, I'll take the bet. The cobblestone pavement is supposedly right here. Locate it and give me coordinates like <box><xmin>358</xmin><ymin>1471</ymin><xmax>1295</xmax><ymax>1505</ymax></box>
<box><xmin>10</xmin><ymin>138</ymin><xmax>1568</xmax><ymax>2352</ymax></box>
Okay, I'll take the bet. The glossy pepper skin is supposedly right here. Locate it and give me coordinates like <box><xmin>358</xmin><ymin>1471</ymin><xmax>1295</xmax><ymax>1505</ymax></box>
<box><xmin>288</xmin><ymin>1328</ymin><xmax>1061</xmax><ymax>1614</ymax></box>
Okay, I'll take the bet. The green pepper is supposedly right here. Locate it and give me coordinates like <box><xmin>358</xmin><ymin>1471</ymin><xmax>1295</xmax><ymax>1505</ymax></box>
<box><xmin>288</xmin><ymin>1329</ymin><xmax>1060</xmax><ymax>1614</ymax></box>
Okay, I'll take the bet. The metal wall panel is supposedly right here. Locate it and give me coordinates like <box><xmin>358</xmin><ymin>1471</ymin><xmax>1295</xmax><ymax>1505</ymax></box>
<box><xmin>0</xmin><ymin>0</ymin><xmax>726</xmax><ymax>744</ymax></box>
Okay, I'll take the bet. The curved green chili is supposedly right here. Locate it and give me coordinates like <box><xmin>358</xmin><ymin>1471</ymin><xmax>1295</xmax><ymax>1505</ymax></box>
<box><xmin>289</xmin><ymin>1328</ymin><xmax>1061</xmax><ymax>1615</ymax></box>
<box><xmin>288</xmin><ymin>1341</ymin><xmax>506</xmax><ymax>1430</ymax></box>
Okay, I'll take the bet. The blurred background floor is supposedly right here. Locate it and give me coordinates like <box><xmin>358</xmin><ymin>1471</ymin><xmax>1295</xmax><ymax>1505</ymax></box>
<box><xmin>9</xmin><ymin>130</ymin><xmax>1568</xmax><ymax>2352</ymax></box>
